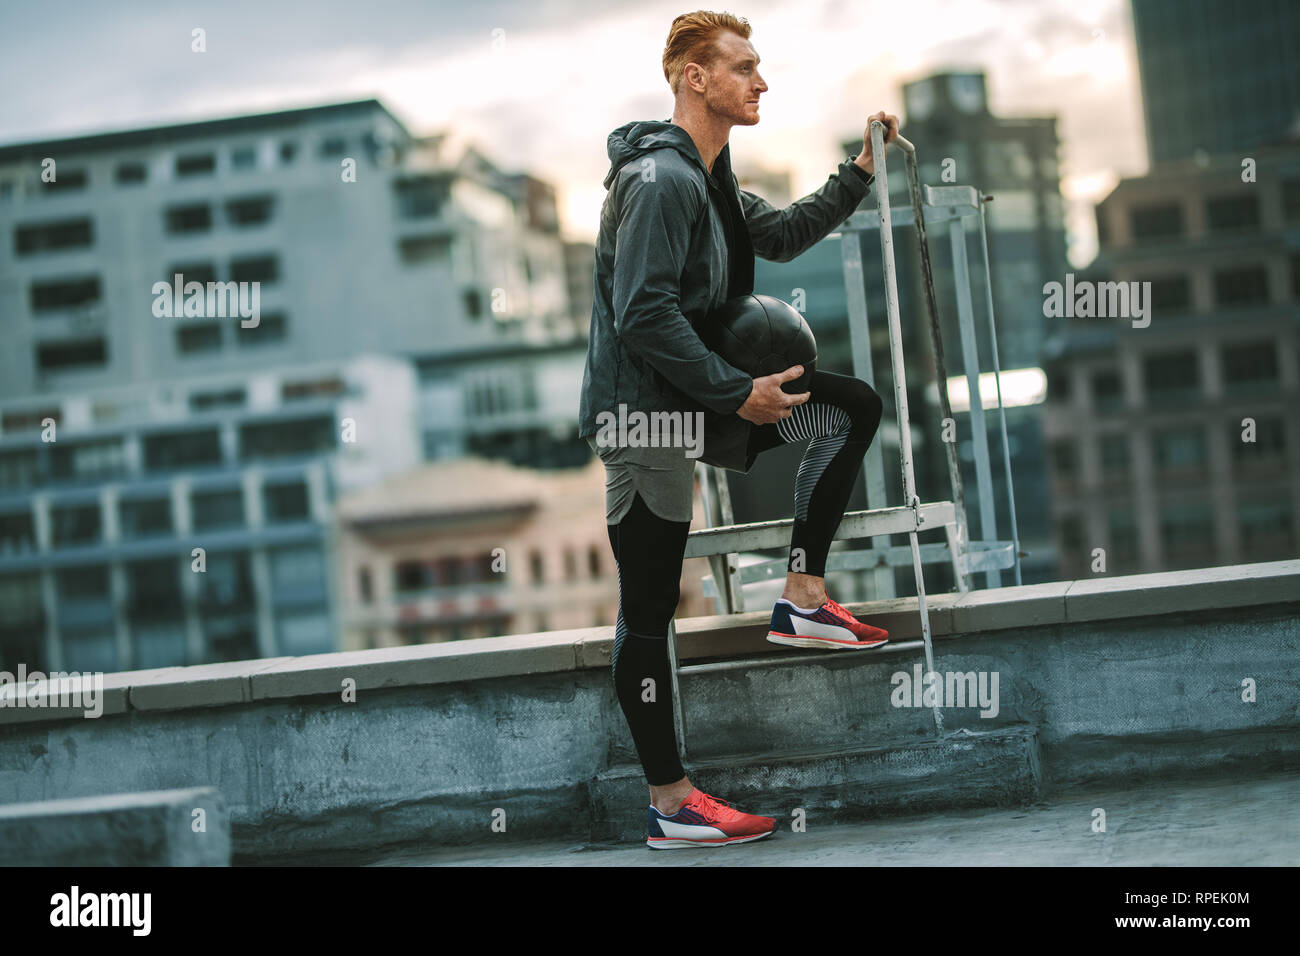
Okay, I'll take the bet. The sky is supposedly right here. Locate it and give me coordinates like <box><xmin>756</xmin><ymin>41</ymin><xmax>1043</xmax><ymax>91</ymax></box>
<box><xmin>0</xmin><ymin>0</ymin><xmax>1148</xmax><ymax>266</ymax></box>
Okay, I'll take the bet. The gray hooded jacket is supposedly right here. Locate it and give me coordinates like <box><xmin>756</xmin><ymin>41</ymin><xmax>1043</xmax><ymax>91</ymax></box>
<box><xmin>578</xmin><ymin>119</ymin><xmax>874</xmax><ymax>472</ymax></box>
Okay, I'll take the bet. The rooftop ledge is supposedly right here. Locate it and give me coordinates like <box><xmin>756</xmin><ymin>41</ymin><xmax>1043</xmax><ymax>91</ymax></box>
<box><xmin>3</xmin><ymin>560</ymin><xmax>1297</xmax><ymax>726</ymax></box>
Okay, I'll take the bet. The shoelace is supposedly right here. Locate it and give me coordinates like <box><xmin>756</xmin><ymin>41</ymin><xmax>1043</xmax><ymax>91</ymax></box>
<box><xmin>824</xmin><ymin>597</ymin><xmax>852</xmax><ymax>619</ymax></box>
<box><xmin>694</xmin><ymin>792</ymin><xmax>741</xmax><ymax>823</ymax></box>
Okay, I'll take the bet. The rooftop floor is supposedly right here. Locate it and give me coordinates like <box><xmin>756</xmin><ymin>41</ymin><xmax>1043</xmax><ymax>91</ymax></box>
<box><xmin>332</xmin><ymin>770</ymin><xmax>1299</xmax><ymax>867</ymax></box>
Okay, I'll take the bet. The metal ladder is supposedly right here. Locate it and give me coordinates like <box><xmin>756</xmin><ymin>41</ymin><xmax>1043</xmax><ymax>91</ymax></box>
<box><xmin>664</xmin><ymin>121</ymin><xmax>1022</xmax><ymax>759</ymax></box>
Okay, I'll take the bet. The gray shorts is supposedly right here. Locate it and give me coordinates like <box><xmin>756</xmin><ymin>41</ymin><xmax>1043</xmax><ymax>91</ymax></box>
<box><xmin>586</xmin><ymin>436</ymin><xmax>696</xmax><ymax>524</ymax></box>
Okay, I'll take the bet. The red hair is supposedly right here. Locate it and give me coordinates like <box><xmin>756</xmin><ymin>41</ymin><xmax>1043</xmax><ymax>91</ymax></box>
<box><xmin>662</xmin><ymin>10</ymin><xmax>752</xmax><ymax>96</ymax></box>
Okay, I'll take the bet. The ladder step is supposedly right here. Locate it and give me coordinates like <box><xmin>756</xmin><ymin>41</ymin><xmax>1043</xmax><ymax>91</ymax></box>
<box><xmin>683</xmin><ymin>501</ymin><xmax>955</xmax><ymax>559</ymax></box>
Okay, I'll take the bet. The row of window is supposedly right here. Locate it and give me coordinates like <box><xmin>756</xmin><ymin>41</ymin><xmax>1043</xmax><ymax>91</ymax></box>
<box><xmin>1117</xmin><ymin>181</ymin><xmax>1300</xmax><ymax>241</ymax></box>
<box><xmin>380</xmin><ymin>544</ymin><xmax>604</xmax><ymax>598</ymax></box>
<box><xmin>1059</xmin><ymin>498</ymin><xmax>1295</xmax><ymax>569</ymax></box>
<box><xmin>0</xmin><ymin>416</ymin><xmax>337</xmax><ymax>490</ymax></box>
<box><xmin>1056</xmin><ymin>340</ymin><xmax>1283</xmax><ymax>409</ymax></box>
<box><xmin>0</xmin><ymin>545</ymin><xmax>330</xmax><ymax>671</ymax></box>
<box><xmin>1050</xmin><ymin>416</ymin><xmax>1288</xmax><ymax>481</ymax></box>
<box><xmin>0</xmin><ymin>134</ymin><xmax>380</xmax><ymax>201</ymax></box>
<box><xmin>29</xmin><ymin>254</ymin><xmax>280</xmax><ymax>316</ymax></box>
<box><xmin>0</xmin><ymin>480</ymin><xmax>312</xmax><ymax>555</ymax></box>
<box><xmin>32</xmin><ymin>314</ymin><xmax>288</xmax><ymax>374</ymax></box>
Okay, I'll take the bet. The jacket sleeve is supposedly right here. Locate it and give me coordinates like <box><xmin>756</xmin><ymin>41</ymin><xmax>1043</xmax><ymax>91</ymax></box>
<box><xmin>739</xmin><ymin>159</ymin><xmax>874</xmax><ymax>263</ymax></box>
<box><xmin>611</xmin><ymin>163</ymin><xmax>755</xmax><ymax>415</ymax></box>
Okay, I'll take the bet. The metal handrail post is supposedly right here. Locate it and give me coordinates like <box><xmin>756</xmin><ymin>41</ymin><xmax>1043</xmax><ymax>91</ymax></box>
<box><xmin>870</xmin><ymin>120</ymin><xmax>943</xmax><ymax>735</ymax></box>
<box><xmin>948</xmin><ymin>216</ymin><xmax>1000</xmax><ymax>589</ymax></box>
<box><xmin>977</xmin><ymin>199</ymin><xmax>1023</xmax><ymax>585</ymax></box>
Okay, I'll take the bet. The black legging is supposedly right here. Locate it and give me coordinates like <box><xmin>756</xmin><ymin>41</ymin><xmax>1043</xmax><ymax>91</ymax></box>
<box><xmin>604</xmin><ymin>369</ymin><xmax>883</xmax><ymax>784</ymax></box>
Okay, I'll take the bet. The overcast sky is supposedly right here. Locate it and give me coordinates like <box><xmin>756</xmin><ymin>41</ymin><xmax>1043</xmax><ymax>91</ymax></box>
<box><xmin>1</xmin><ymin>0</ymin><xmax>1148</xmax><ymax>265</ymax></box>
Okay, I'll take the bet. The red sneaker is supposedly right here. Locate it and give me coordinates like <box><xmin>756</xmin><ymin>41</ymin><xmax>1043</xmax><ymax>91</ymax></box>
<box><xmin>647</xmin><ymin>787</ymin><xmax>776</xmax><ymax>849</ymax></box>
<box><xmin>767</xmin><ymin>596</ymin><xmax>890</xmax><ymax>650</ymax></box>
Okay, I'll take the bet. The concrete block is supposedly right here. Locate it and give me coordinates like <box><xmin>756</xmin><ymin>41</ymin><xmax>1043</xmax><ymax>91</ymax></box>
<box><xmin>250</xmin><ymin>631</ymin><xmax>579</xmax><ymax>701</ymax></box>
<box><xmin>951</xmin><ymin>581</ymin><xmax>1071</xmax><ymax>634</ymax></box>
<box><xmin>0</xmin><ymin>787</ymin><xmax>230</xmax><ymax>866</ymax></box>
<box><xmin>1065</xmin><ymin>560</ymin><xmax>1300</xmax><ymax>624</ymax></box>
<box><xmin>129</xmin><ymin>658</ymin><xmax>295</xmax><ymax>711</ymax></box>
<box><xmin>0</xmin><ymin>668</ymin><xmax>181</xmax><ymax>727</ymax></box>
<box><xmin>590</xmin><ymin>725</ymin><xmax>1041</xmax><ymax>843</ymax></box>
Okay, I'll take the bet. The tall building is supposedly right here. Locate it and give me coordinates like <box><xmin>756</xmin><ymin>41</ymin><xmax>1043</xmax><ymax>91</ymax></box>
<box><xmin>1042</xmin><ymin>143</ymin><xmax>1300</xmax><ymax>577</ymax></box>
<box><xmin>0</xmin><ymin>99</ymin><xmax>586</xmax><ymax>670</ymax></box>
<box><xmin>1130</xmin><ymin>0</ymin><xmax>1300</xmax><ymax>166</ymax></box>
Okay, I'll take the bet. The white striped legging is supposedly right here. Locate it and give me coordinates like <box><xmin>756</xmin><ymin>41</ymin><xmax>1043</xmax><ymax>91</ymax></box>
<box><xmin>604</xmin><ymin>368</ymin><xmax>884</xmax><ymax>784</ymax></box>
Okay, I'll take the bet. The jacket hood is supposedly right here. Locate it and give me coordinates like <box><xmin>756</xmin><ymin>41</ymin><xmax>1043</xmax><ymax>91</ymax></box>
<box><xmin>603</xmin><ymin>119</ymin><xmax>721</xmax><ymax>190</ymax></box>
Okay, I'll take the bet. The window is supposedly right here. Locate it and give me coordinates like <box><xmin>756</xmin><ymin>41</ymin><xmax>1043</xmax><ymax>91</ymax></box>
<box><xmin>1205</xmin><ymin>194</ymin><xmax>1260</xmax><ymax>232</ymax></box>
<box><xmin>239</xmin><ymin>416</ymin><xmax>335</xmax><ymax>460</ymax></box>
<box><xmin>0</xmin><ymin>450</ymin><xmax>42</xmax><ymax>490</ymax></box>
<box><xmin>587</xmin><ymin>545</ymin><xmax>601</xmax><ymax>577</ymax></box>
<box><xmin>1238</xmin><ymin>500</ymin><xmax>1294</xmax><ymax>557</ymax></box>
<box><xmin>394</xmin><ymin>561</ymin><xmax>431</xmax><ymax>593</ymax></box>
<box><xmin>1230</xmin><ymin>416</ymin><xmax>1286</xmax><ymax>466</ymax></box>
<box><xmin>1129</xmin><ymin>202</ymin><xmax>1182</xmax><ymax>240</ymax></box>
<box><xmin>529</xmin><ymin>550</ymin><xmax>544</xmax><ymax>585</ymax></box>
<box><xmin>115</xmin><ymin>162</ymin><xmax>147</xmax><ymax>185</ymax></box>
<box><xmin>0</xmin><ymin>512</ymin><xmax>36</xmax><ymax>556</ymax></box>
<box><xmin>1147</xmin><ymin>275</ymin><xmax>1190</xmax><ymax>316</ymax></box>
<box><xmin>36</xmin><ymin>337</ymin><xmax>107</xmax><ymax>372</ymax></box>
<box><xmin>1090</xmin><ymin>369</ymin><xmax>1124</xmax><ymax>414</ymax></box>
<box><xmin>235</xmin><ymin>312</ymin><xmax>287</xmax><ymax>346</ymax></box>
<box><xmin>192</xmin><ymin>488</ymin><xmax>245</xmax><ymax>530</ymax></box>
<box><xmin>175</xmin><ymin>153</ymin><xmax>216</xmax><ymax>177</ymax></box>
<box><xmin>166</xmin><ymin>262</ymin><xmax>218</xmax><ymax>285</ymax></box>
<box><xmin>268</xmin><ymin>546</ymin><xmax>326</xmax><ymax>604</ymax></box>
<box><xmin>564</xmin><ymin>547</ymin><xmax>577</xmax><ymax>581</ymax></box>
<box><xmin>231</xmin><ymin>146</ymin><xmax>257</xmax><ymax>171</ymax></box>
<box><xmin>399</xmin><ymin>235</ymin><xmax>452</xmax><ymax>264</ymax></box>
<box><xmin>30</xmin><ymin>276</ymin><xmax>101</xmax><ymax>313</ymax></box>
<box><xmin>279</xmin><ymin>141</ymin><xmax>297</xmax><ymax>164</ymax></box>
<box><xmin>199</xmin><ymin>551</ymin><xmax>255</xmax><ymax>611</ymax></box>
<box><xmin>51</xmin><ymin>502</ymin><xmax>101</xmax><ymax>547</ymax></box>
<box><xmin>126</xmin><ymin>558</ymin><xmax>183</xmax><ymax>618</ymax></box>
<box><xmin>229</xmin><ymin>255</ymin><xmax>278</xmax><ymax>284</ymax></box>
<box><xmin>263</xmin><ymin>481</ymin><xmax>310</xmax><ymax>522</ymax></box>
<box><xmin>176</xmin><ymin>322</ymin><xmax>223</xmax><ymax>354</ymax></box>
<box><xmin>1213</xmin><ymin>266</ymin><xmax>1269</xmax><ymax>307</ymax></box>
<box><xmin>1153</xmin><ymin>425</ymin><xmax>1207</xmax><ymax>474</ymax></box>
<box><xmin>464</xmin><ymin>287</ymin><xmax>483</xmax><ymax>318</ymax></box>
<box><xmin>319</xmin><ymin>136</ymin><xmax>347</xmax><ymax>158</ymax></box>
<box><xmin>120</xmin><ymin>497</ymin><xmax>172</xmax><ymax>538</ymax></box>
<box><xmin>49</xmin><ymin>439</ymin><xmax>126</xmax><ymax>481</ymax></box>
<box><xmin>1222</xmin><ymin>342</ymin><xmax>1279</xmax><ymax>393</ymax></box>
<box><xmin>1160</xmin><ymin>503</ymin><xmax>1214</xmax><ymax>567</ymax></box>
<box><xmin>1282</xmin><ymin>178</ymin><xmax>1300</xmax><ymax>223</ymax></box>
<box><xmin>1050</xmin><ymin>440</ymin><xmax>1077</xmax><ymax>476</ymax></box>
<box><xmin>1143</xmin><ymin>351</ymin><xmax>1199</xmax><ymax>406</ymax></box>
<box><xmin>1107</xmin><ymin>508</ymin><xmax>1138</xmax><ymax>569</ymax></box>
<box><xmin>165</xmin><ymin>204</ymin><xmax>211</xmax><ymax>234</ymax></box>
<box><xmin>15</xmin><ymin>218</ymin><xmax>93</xmax><ymax>255</ymax></box>
<box><xmin>394</xmin><ymin>177</ymin><xmax>449</xmax><ymax>219</ymax></box>
<box><xmin>41</xmin><ymin>169</ymin><xmax>88</xmax><ymax>193</ymax></box>
<box><xmin>225</xmin><ymin>196</ymin><xmax>273</xmax><ymax>226</ymax></box>
<box><xmin>142</xmin><ymin>428</ymin><xmax>223</xmax><ymax>471</ymax></box>
<box><xmin>1099</xmin><ymin>433</ymin><xmax>1130</xmax><ymax>480</ymax></box>
<box><xmin>1059</xmin><ymin>514</ymin><xmax>1084</xmax><ymax>551</ymax></box>
<box><xmin>190</xmin><ymin>387</ymin><xmax>246</xmax><ymax>411</ymax></box>
<box><xmin>358</xmin><ymin>566</ymin><xmax>373</xmax><ymax>603</ymax></box>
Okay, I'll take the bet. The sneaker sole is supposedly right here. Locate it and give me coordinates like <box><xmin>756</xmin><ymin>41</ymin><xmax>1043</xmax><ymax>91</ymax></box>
<box><xmin>647</xmin><ymin>829</ymin><xmax>774</xmax><ymax>849</ymax></box>
<box><xmin>766</xmin><ymin>630</ymin><xmax>889</xmax><ymax>650</ymax></box>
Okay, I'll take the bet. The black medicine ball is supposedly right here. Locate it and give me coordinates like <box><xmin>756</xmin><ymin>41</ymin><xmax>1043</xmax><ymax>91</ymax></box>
<box><xmin>700</xmin><ymin>294</ymin><xmax>817</xmax><ymax>394</ymax></box>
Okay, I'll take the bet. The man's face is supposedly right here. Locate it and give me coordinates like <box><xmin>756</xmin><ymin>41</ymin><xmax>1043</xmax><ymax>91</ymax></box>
<box><xmin>696</xmin><ymin>31</ymin><xmax>767</xmax><ymax>126</ymax></box>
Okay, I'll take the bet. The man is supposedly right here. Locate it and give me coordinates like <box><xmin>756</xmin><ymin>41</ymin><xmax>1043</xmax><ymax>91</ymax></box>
<box><xmin>578</xmin><ymin>9</ymin><xmax>900</xmax><ymax>849</ymax></box>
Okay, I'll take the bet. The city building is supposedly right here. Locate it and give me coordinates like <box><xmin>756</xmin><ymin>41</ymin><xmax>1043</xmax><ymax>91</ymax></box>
<box><xmin>1130</xmin><ymin>0</ymin><xmax>1300</xmax><ymax>166</ymax></box>
<box><xmin>332</xmin><ymin>455</ymin><xmax>714</xmax><ymax>649</ymax></box>
<box><xmin>1042</xmin><ymin>143</ymin><xmax>1300</xmax><ymax>577</ymax></box>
